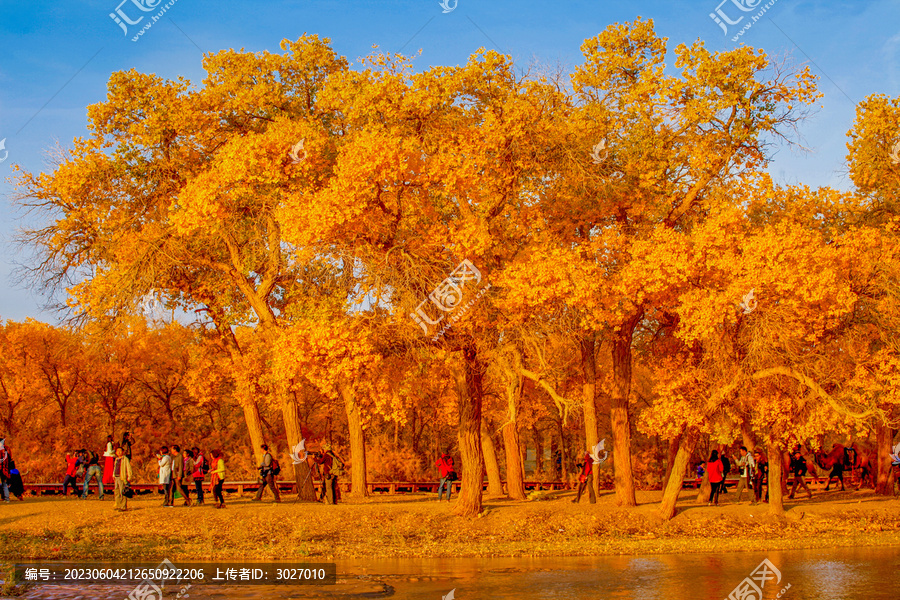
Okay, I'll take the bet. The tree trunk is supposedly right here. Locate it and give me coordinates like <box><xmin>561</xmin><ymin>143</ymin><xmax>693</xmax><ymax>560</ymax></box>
<box><xmin>610</xmin><ymin>312</ymin><xmax>641</xmax><ymax>507</ymax></box>
<box><xmin>501</xmin><ymin>367</ymin><xmax>526</xmax><ymax>501</ymax></box>
<box><xmin>533</xmin><ymin>427</ymin><xmax>544</xmax><ymax>477</ymax></box>
<box><xmin>481</xmin><ymin>421</ymin><xmax>504</xmax><ymax>497</ymax></box>
<box><xmin>768</xmin><ymin>446</ymin><xmax>785</xmax><ymax>515</ymax></box>
<box><xmin>503</xmin><ymin>420</ymin><xmax>526</xmax><ymax>500</ymax></box>
<box><xmin>695</xmin><ymin>469</ymin><xmax>710</xmax><ymax>503</ymax></box>
<box><xmin>557</xmin><ymin>418</ymin><xmax>569</xmax><ymax>480</ymax></box>
<box><xmin>280</xmin><ymin>380</ymin><xmax>303</xmax><ymax>451</ymax></box>
<box><xmin>659</xmin><ymin>429</ymin><xmax>697</xmax><ymax>520</ymax></box>
<box><xmin>662</xmin><ymin>435</ymin><xmax>681</xmax><ymax>490</ymax></box>
<box><xmin>580</xmin><ymin>332</ymin><xmax>601</xmax><ymax>502</ymax></box>
<box><xmin>295</xmin><ymin>458</ymin><xmax>317</xmax><ymax>502</ymax></box>
<box><xmin>452</xmin><ymin>344</ymin><xmax>485</xmax><ymax>517</ymax></box>
<box><xmin>340</xmin><ymin>382</ymin><xmax>368</xmax><ymax>498</ymax></box>
<box><xmin>875</xmin><ymin>424</ymin><xmax>895</xmax><ymax>496</ymax></box>
<box><xmin>740</xmin><ymin>418</ymin><xmax>756</xmax><ymax>452</ymax></box>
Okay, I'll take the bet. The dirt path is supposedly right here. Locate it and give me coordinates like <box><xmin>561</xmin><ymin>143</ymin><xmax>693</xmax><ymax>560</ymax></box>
<box><xmin>1</xmin><ymin>486</ymin><xmax>898</xmax><ymax>561</ymax></box>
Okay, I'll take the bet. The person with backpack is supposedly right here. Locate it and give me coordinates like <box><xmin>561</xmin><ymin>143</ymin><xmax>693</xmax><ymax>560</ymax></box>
<box><xmin>314</xmin><ymin>443</ymin><xmax>344</xmax><ymax>504</ymax></box>
<box><xmin>733</xmin><ymin>446</ymin><xmax>755</xmax><ymax>503</ymax></box>
<box><xmin>707</xmin><ymin>450</ymin><xmax>725</xmax><ymax>506</ymax></box>
<box><xmin>252</xmin><ymin>444</ymin><xmax>281</xmax><ymax>503</ymax></box>
<box><xmin>435</xmin><ymin>452</ymin><xmax>455</xmax><ymax>502</ymax></box>
<box><xmin>752</xmin><ymin>448</ymin><xmax>768</xmax><ymax>505</ymax></box>
<box><xmin>81</xmin><ymin>449</ymin><xmax>104</xmax><ymax>500</ymax></box>
<box><xmin>572</xmin><ymin>449</ymin><xmax>596</xmax><ymax>504</ymax></box>
<box><xmin>719</xmin><ymin>451</ymin><xmax>731</xmax><ymax>495</ymax></box>
<box><xmin>170</xmin><ymin>445</ymin><xmax>191</xmax><ymax>506</ymax></box>
<box><xmin>191</xmin><ymin>447</ymin><xmax>207</xmax><ymax>505</ymax></box>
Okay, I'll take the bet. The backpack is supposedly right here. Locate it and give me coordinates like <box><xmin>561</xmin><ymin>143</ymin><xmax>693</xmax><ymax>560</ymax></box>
<box><xmin>270</xmin><ymin>457</ymin><xmax>281</xmax><ymax>476</ymax></box>
<box><xmin>201</xmin><ymin>458</ymin><xmax>211</xmax><ymax>475</ymax></box>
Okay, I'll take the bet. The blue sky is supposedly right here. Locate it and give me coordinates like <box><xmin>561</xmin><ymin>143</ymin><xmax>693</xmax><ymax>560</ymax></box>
<box><xmin>1</xmin><ymin>0</ymin><xmax>899</xmax><ymax>323</ymax></box>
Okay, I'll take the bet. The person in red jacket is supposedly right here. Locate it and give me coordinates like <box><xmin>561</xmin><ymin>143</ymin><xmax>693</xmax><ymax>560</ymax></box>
<box><xmin>63</xmin><ymin>452</ymin><xmax>81</xmax><ymax>497</ymax></box>
<box><xmin>572</xmin><ymin>451</ymin><xmax>596</xmax><ymax>504</ymax></box>
<box><xmin>707</xmin><ymin>450</ymin><xmax>725</xmax><ymax>506</ymax></box>
<box><xmin>435</xmin><ymin>452</ymin><xmax>455</xmax><ymax>502</ymax></box>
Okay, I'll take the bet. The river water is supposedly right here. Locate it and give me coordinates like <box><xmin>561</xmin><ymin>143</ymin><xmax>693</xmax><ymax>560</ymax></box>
<box><xmin>9</xmin><ymin>546</ymin><xmax>900</xmax><ymax>599</ymax></box>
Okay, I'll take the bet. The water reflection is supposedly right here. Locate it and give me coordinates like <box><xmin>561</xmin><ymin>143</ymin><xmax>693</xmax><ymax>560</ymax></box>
<box><xmin>13</xmin><ymin>546</ymin><xmax>900</xmax><ymax>599</ymax></box>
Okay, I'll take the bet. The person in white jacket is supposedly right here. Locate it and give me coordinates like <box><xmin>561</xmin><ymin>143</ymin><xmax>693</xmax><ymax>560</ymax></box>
<box><xmin>156</xmin><ymin>446</ymin><xmax>173</xmax><ymax>507</ymax></box>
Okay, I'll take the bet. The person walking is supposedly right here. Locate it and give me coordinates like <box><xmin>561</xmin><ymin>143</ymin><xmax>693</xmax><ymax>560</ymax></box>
<box><xmin>182</xmin><ymin>449</ymin><xmax>195</xmax><ymax>505</ymax></box>
<box><xmin>170</xmin><ymin>446</ymin><xmax>191</xmax><ymax>506</ymax></box>
<box><xmin>315</xmin><ymin>444</ymin><xmax>344</xmax><ymax>504</ymax></box>
<box><xmin>572</xmin><ymin>450</ymin><xmax>596</xmax><ymax>504</ymax></box>
<box><xmin>733</xmin><ymin>446</ymin><xmax>755</xmax><ymax>503</ymax></box>
<box><xmin>121</xmin><ymin>432</ymin><xmax>133</xmax><ymax>460</ymax></box>
<box><xmin>157</xmin><ymin>446</ymin><xmax>173</xmax><ymax>507</ymax></box>
<box><xmin>81</xmin><ymin>449</ymin><xmax>105</xmax><ymax>500</ymax></box>
<box><xmin>102</xmin><ymin>436</ymin><xmax>116</xmax><ymax>487</ymax></box>
<box><xmin>191</xmin><ymin>447</ymin><xmax>205</xmax><ymax>505</ymax></box>
<box><xmin>435</xmin><ymin>452</ymin><xmax>455</xmax><ymax>502</ymax></box>
<box><xmin>707</xmin><ymin>450</ymin><xmax>725</xmax><ymax>506</ymax></box>
<box><xmin>210</xmin><ymin>450</ymin><xmax>226</xmax><ymax>508</ymax></box>
<box><xmin>63</xmin><ymin>451</ymin><xmax>81</xmax><ymax>497</ymax></box>
<box><xmin>253</xmin><ymin>444</ymin><xmax>281</xmax><ymax>503</ymax></box>
<box><xmin>751</xmin><ymin>449</ymin><xmax>768</xmax><ymax>505</ymax></box>
<box><xmin>112</xmin><ymin>446</ymin><xmax>133</xmax><ymax>512</ymax></box>
<box><xmin>788</xmin><ymin>449</ymin><xmax>813</xmax><ymax>500</ymax></box>
<box><xmin>0</xmin><ymin>440</ymin><xmax>10</xmax><ymax>503</ymax></box>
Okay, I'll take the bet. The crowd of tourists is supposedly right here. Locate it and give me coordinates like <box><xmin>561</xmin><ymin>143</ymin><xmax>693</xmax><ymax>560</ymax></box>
<box><xmin>1</xmin><ymin>432</ymin><xmax>345</xmax><ymax>512</ymax></box>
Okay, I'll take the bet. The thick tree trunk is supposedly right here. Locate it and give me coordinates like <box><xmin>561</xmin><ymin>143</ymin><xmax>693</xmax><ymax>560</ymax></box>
<box><xmin>481</xmin><ymin>421</ymin><xmax>504</xmax><ymax>497</ymax></box>
<box><xmin>768</xmin><ymin>446</ymin><xmax>785</xmax><ymax>515</ymax></box>
<box><xmin>280</xmin><ymin>381</ymin><xmax>303</xmax><ymax>450</ymax></box>
<box><xmin>295</xmin><ymin>458</ymin><xmax>317</xmax><ymax>502</ymax></box>
<box><xmin>452</xmin><ymin>344</ymin><xmax>485</xmax><ymax>517</ymax></box>
<box><xmin>503</xmin><ymin>420</ymin><xmax>526</xmax><ymax>500</ymax></box>
<box><xmin>240</xmin><ymin>400</ymin><xmax>265</xmax><ymax>463</ymax></box>
<box><xmin>695</xmin><ymin>469</ymin><xmax>710</xmax><ymax>503</ymax></box>
<box><xmin>662</xmin><ymin>435</ymin><xmax>681</xmax><ymax>490</ymax></box>
<box><xmin>610</xmin><ymin>312</ymin><xmax>641</xmax><ymax>507</ymax></box>
<box><xmin>580</xmin><ymin>333</ymin><xmax>601</xmax><ymax>501</ymax></box>
<box><xmin>501</xmin><ymin>369</ymin><xmax>526</xmax><ymax>501</ymax></box>
<box><xmin>533</xmin><ymin>427</ymin><xmax>545</xmax><ymax>477</ymax></box>
<box><xmin>875</xmin><ymin>424</ymin><xmax>895</xmax><ymax>496</ymax></box>
<box><xmin>740</xmin><ymin>419</ymin><xmax>756</xmax><ymax>452</ymax></box>
<box><xmin>340</xmin><ymin>383</ymin><xmax>368</xmax><ymax>498</ymax></box>
<box><xmin>659</xmin><ymin>429</ymin><xmax>697</xmax><ymax>520</ymax></box>
<box><xmin>557</xmin><ymin>418</ymin><xmax>569</xmax><ymax>480</ymax></box>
